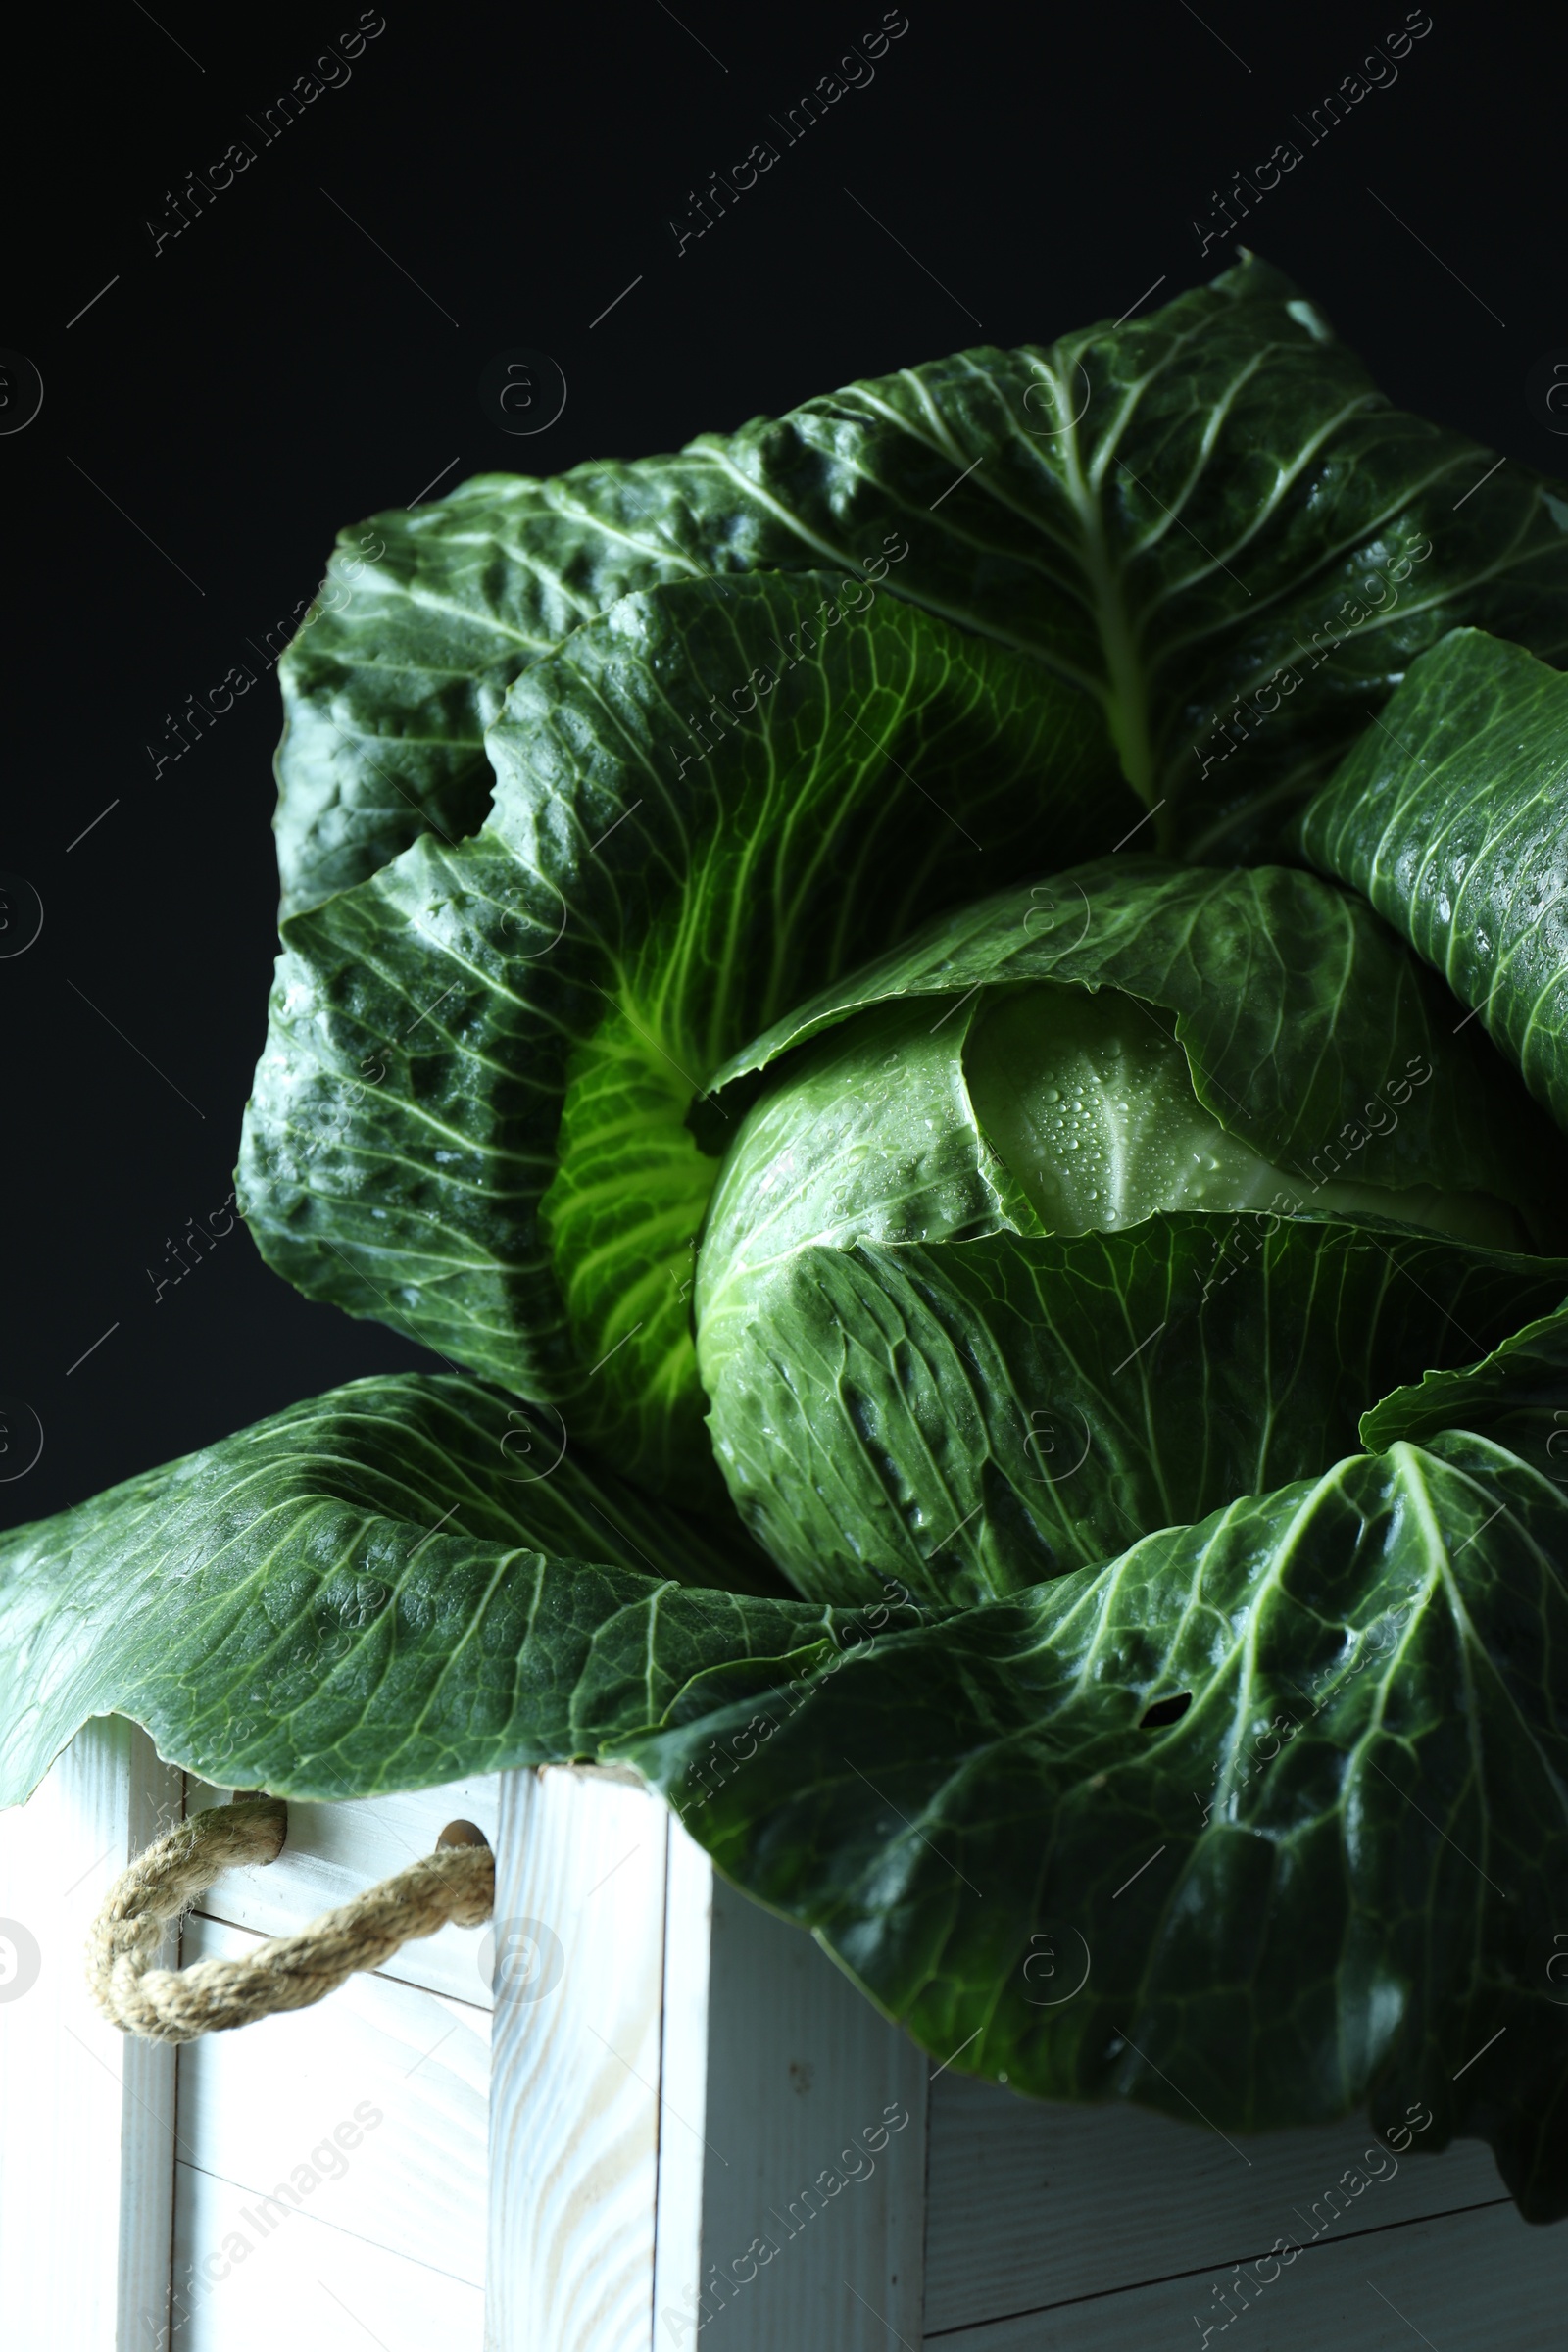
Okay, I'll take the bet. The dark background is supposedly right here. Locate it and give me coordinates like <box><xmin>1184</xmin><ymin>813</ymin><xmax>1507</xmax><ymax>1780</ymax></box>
<box><xmin>4</xmin><ymin>0</ymin><xmax>1561</xmax><ymax>1531</ymax></box>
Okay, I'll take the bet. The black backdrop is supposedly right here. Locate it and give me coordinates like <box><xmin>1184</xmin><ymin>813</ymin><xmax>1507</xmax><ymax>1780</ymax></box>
<box><xmin>5</xmin><ymin>0</ymin><xmax>1562</xmax><ymax>1532</ymax></box>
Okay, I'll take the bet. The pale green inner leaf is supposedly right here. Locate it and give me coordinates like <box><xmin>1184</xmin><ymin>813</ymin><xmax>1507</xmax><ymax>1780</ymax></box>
<box><xmin>965</xmin><ymin>984</ymin><xmax>1531</xmax><ymax>1250</ymax></box>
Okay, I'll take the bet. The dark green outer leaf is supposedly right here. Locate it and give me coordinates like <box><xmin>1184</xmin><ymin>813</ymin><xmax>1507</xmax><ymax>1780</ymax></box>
<box><xmin>273</xmin><ymin>465</ymin><xmax>739</xmax><ymax>915</ymax></box>
<box><xmin>0</xmin><ymin>1374</ymin><xmax>802</xmax><ymax>1806</ymax></box>
<box><xmin>273</xmin><ymin>257</ymin><xmax>1568</xmax><ymax>910</ymax></box>
<box><xmin>240</xmin><ymin>574</ymin><xmax>1124</xmax><ymax>1495</ymax></box>
<box><xmin>619</xmin><ymin>1429</ymin><xmax>1568</xmax><ymax>2223</ymax></box>
<box><xmin>1361</xmin><ymin>1297</ymin><xmax>1568</xmax><ymax>1455</ymax></box>
<box><xmin>1299</xmin><ymin>627</ymin><xmax>1568</xmax><ymax>1139</ymax></box>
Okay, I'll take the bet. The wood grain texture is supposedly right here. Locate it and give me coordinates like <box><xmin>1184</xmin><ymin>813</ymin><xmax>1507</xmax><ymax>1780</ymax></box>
<box><xmin>185</xmin><ymin>1771</ymin><xmax>502</xmax><ymax>2006</ymax></box>
<box><xmin>173</xmin><ymin>1912</ymin><xmax>489</xmax><ymax>2305</ymax></box>
<box><xmin>0</xmin><ymin>1716</ymin><xmax>184</xmax><ymax>2350</ymax></box>
<box><xmin>651</xmin><ymin>1808</ymin><xmax>714</xmax><ymax>2348</ymax></box>
<box><xmin>486</xmin><ymin>1765</ymin><xmax>669</xmax><ymax>2352</ymax></box>
<box><xmin>923</xmin><ymin>2072</ymin><xmax>1519</xmax><ymax>2333</ymax></box>
<box><xmin>656</xmin><ymin>1811</ymin><xmax>929</xmax><ymax>2351</ymax></box>
<box><xmin>172</xmin><ymin>2156</ymin><xmax>485</xmax><ymax>2352</ymax></box>
<box><xmin>921</xmin><ymin>2196</ymin><xmax>1561</xmax><ymax>2348</ymax></box>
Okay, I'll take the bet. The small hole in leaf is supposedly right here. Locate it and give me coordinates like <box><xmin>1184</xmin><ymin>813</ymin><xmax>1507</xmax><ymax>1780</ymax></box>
<box><xmin>1139</xmin><ymin>1691</ymin><xmax>1193</xmax><ymax>1730</ymax></box>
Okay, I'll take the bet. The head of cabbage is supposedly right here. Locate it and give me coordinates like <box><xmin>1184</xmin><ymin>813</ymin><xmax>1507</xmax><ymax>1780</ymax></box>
<box><xmin>694</xmin><ymin>862</ymin><xmax>1566</xmax><ymax>1606</ymax></box>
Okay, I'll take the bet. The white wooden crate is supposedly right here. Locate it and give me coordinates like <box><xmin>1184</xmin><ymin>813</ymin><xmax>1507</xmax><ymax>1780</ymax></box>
<box><xmin>3</xmin><ymin>1721</ymin><xmax>1565</xmax><ymax>2347</ymax></box>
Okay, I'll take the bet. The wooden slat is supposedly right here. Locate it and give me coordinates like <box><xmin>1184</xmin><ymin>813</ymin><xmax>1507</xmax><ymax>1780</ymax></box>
<box><xmin>651</xmin><ymin>1806</ymin><xmax>715</xmax><ymax>2346</ymax></box>
<box><xmin>172</xmin><ymin>1910</ymin><xmax>488</xmax><ymax>2321</ymax></box>
<box><xmin>0</xmin><ymin>1717</ymin><xmax>184</xmax><ymax>2349</ymax></box>
<box><xmin>924</xmin><ymin>2196</ymin><xmax>1561</xmax><ymax>2348</ymax></box>
<box><xmin>486</xmin><ymin>1764</ymin><xmax>670</xmax><ymax>2352</ymax></box>
<box><xmin>923</xmin><ymin>2072</ymin><xmax>1515</xmax><ymax>2332</ymax></box>
<box><xmin>172</xmin><ymin>2156</ymin><xmax>485</xmax><ymax>2352</ymax></box>
<box><xmin>656</xmin><ymin>1812</ymin><xmax>928</xmax><ymax>2350</ymax></box>
<box><xmin>185</xmin><ymin>1772</ymin><xmax>502</xmax><ymax>2006</ymax></box>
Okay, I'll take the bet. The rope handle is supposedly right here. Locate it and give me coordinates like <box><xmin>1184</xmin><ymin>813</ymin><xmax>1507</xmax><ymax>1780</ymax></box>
<box><xmin>87</xmin><ymin>1793</ymin><xmax>494</xmax><ymax>2041</ymax></box>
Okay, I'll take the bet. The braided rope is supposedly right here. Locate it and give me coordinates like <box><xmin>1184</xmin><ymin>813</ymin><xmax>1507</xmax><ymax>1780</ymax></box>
<box><xmin>87</xmin><ymin>1797</ymin><xmax>494</xmax><ymax>2041</ymax></box>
